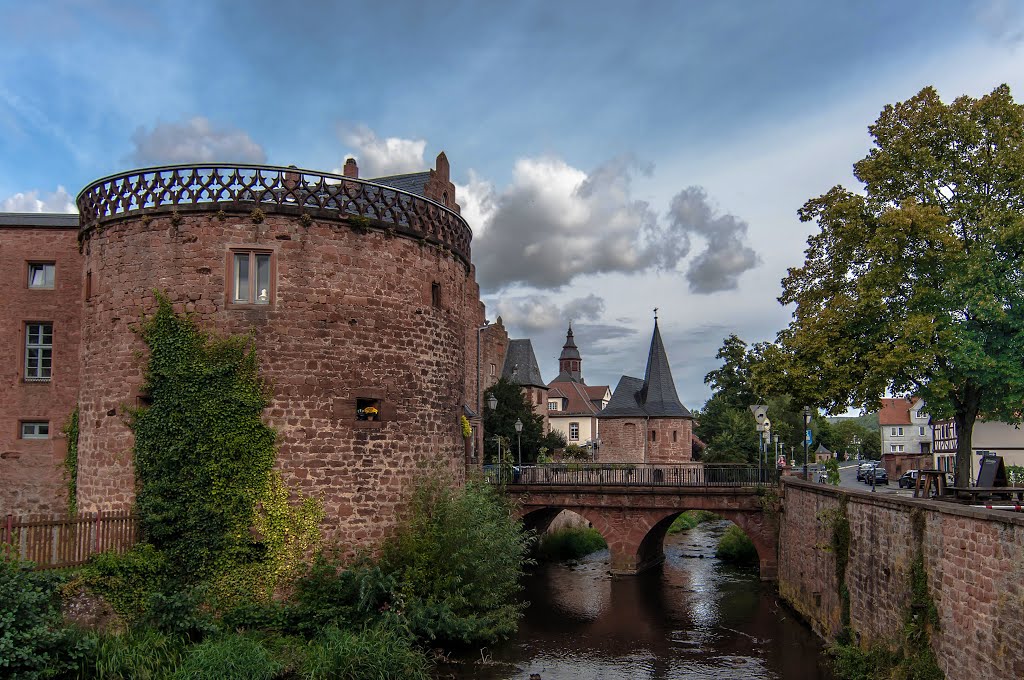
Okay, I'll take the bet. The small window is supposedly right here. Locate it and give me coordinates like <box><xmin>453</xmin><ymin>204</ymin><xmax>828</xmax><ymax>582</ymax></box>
<box><xmin>898</xmin><ymin>427</ymin><xmax>904</xmax><ymax>436</ymax></box>
<box><xmin>673</xmin><ymin>430</ymin><xmax>678</xmax><ymax>443</ymax></box>
<box><xmin>919</xmin><ymin>426</ymin><xmax>925</xmax><ymax>436</ymax></box>
<box><xmin>85</xmin><ymin>271</ymin><xmax>92</xmax><ymax>301</ymax></box>
<box><xmin>431</xmin><ymin>282</ymin><xmax>441</xmax><ymax>308</ymax></box>
<box><xmin>535</xmin><ymin>391</ymin><xmax>542</xmax><ymax>405</ymax></box>
<box><xmin>547</xmin><ymin>401</ymin><xmax>558</xmax><ymax>411</ymax></box>
<box><xmin>651</xmin><ymin>430</ymin><xmax>657</xmax><ymax>442</ymax></box>
<box><xmin>890</xmin><ymin>427</ymin><xmax>896</xmax><ymax>436</ymax></box>
<box><xmin>231</xmin><ymin>251</ymin><xmax>272</xmax><ymax>304</ymax></box>
<box><xmin>356</xmin><ymin>397</ymin><xmax>381</xmax><ymax>421</ymax></box>
<box><xmin>489</xmin><ymin>363</ymin><xmax>496</xmax><ymax>377</ymax></box>
<box><xmin>569</xmin><ymin>422</ymin><xmax>579</xmax><ymax>440</ymax></box>
<box><xmin>25</xmin><ymin>322</ymin><xmax>53</xmax><ymax>381</ymax></box>
<box><xmin>28</xmin><ymin>263</ymin><xmax>55</xmax><ymax>289</ymax></box>
<box><xmin>20</xmin><ymin>421</ymin><xmax>49</xmax><ymax>439</ymax></box>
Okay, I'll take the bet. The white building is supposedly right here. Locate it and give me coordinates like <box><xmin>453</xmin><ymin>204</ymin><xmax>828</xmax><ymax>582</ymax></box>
<box><xmin>879</xmin><ymin>397</ymin><xmax>931</xmax><ymax>455</ymax></box>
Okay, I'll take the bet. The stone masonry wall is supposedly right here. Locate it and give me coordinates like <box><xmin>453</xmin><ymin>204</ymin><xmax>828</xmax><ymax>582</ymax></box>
<box><xmin>0</xmin><ymin>226</ymin><xmax>83</xmax><ymax>516</ymax></box>
<box><xmin>598</xmin><ymin>417</ymin><xmax>693</xmax><ymax>463</ymax></box>
<box><xmin>77</xmin><ymin>210</ymin><xmax>474</xmax><ymax>552</ymax></box>
<box><xmin>779</xmin><ymin>480</ymin><xmax>1024</xmax><ymax>680</ymax></box>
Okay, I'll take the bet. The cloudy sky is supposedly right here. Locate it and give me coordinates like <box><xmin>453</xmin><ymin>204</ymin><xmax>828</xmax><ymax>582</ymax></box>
<box><xmin>2</xmin><ymin>0</ymin><xmax>1022</xmax><ymax>410</ymax></box>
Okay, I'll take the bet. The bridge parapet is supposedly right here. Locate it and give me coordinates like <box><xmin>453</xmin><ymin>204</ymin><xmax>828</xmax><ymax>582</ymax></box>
<box><xmin>487</xmin><ymin>463</ymin><xmax>777</xmax><ymax>488</ymax></box>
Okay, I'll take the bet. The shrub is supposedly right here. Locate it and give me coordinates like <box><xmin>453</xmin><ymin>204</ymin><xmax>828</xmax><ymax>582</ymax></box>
<box><xmin>667</xmin><ymin>510</ymin><xmax>718</xmax><ymax>534</ymax></box>
<box><xmin>715</xmin><ymin>525</ymin><xmax>759</xmax><ymax>567</ymax></box>
<box><xmin>86</xmin><ymin>628</ymin><xmax>184</xmax><ymax>680</ymax></box>
<box><xmin>291</xmin><ymin>556</ymin><xmax>399</xmax><ymax>637</ymax></box>
<box><xmin>380</xmin><ymin>477</ymin><xmax>532</xmax><ymax>646</ymax></box>
<box><xmin>0</xmin><ymin>557</ymin><xmax>84</xmax><ymax>679</ymax></box>
<box><xmin>535</xmin><ymin>527</ymin><xmax>607</xmax><ymax>562</ymax></box>
<box><xmin>303</xmin><ymin>626</ymin><xmax>430</xmax><ymax>680</ymax></box>
<box><xmin>141</xmin><ymin>588</ymin><xmax>219</xmax><ymax>642</ymax></box>
<box><xmin>81</xmin><ymin>543</ymin><xmax>170</xmax><ymax>621</ymax></box>
<box><xmin>173</xmin><ymin>633</ymin><xmax>281</xmax><ymax>680</ymax></box>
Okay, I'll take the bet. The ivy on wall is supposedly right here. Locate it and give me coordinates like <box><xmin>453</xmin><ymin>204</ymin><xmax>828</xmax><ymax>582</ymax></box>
<box><xmin>61</xmin><ymin>407</ymin><xmax>79</xmax><ymax>516</ymax></box>
<box><xmin>130</xmin><ymin>294</ymin><xmax>321</xmax><ymax>597</ymax></box>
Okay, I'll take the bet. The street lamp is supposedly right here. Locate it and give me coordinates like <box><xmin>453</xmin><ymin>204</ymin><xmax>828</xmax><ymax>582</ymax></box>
<box><xmin>803</xmin><ymin>406</ymin><xmax>812</xmax><ymax>480</ymax></box>
<box><xmin>486</xmin><ymin>395</ymin><xmax>500</xmax><ymax>480</ymax></box>
<box><xmin>514</xmin><ymin>418</ymin><xmax>523</xmax><ymax>468</ymax></box>
<box><xmin>749</xmin><ymin>404</ymin><xmax>768</xmax><ymax>482</ymax></box>
<box><xmin>773</xmin><ymin>434</ymin><xmax>781</xmax><ymax>467</ymax></box>
<box><xmin>486</xmin><ymin>394</ymin><xmax>497</xmax><ymax>411</ymax></box>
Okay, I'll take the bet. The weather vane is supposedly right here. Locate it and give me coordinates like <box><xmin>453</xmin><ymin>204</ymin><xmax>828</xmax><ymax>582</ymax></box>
<box><xmin>654</xmin><ymin>307</ymin><xmax>659</xmax><ymax>320</ymax></box>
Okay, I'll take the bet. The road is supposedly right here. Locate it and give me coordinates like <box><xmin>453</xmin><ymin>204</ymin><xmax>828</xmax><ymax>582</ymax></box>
<box><xmin>810</xmin><ymin>460</ymin><xmax>918</xmax><ymax>497</ymax></box>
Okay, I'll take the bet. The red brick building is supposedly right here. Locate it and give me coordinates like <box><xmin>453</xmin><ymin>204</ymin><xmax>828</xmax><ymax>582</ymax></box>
<box><xmin>2</xmin><ymin>154</ymin><xmax>497</xmax><ymax>553</ymax></box>
<box><xmin>0</xmin><ymin>213</ymin><xmax>83</xmax><ymax>516</ymax></box>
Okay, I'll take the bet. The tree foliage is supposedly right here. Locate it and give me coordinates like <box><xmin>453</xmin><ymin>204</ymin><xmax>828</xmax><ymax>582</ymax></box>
<box><xmin>778</xmin><ymin>85</ymin><xmax>1024</xmax><ymax>484</ymax></box>
<box><xmin>482</xmin><ymin>377</ymin><xmax>546</xmax><ymax>463</ymax></box>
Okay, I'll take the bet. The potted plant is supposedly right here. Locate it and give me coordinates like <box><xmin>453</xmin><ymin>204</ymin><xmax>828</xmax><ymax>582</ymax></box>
<box><xmin>363</xmin><ymin>406</ymin><xmax>379</xmax><ymax>421</ymax></box>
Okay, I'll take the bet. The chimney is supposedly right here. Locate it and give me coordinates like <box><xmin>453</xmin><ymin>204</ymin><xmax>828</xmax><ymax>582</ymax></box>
<box><xmin>343</xmin><ymin>157</ymin><xmax>359</xmax><ymax>178</ymax></box>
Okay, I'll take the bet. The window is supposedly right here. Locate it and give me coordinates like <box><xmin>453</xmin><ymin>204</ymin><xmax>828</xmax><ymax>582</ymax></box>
<box><xmin>651</xmin><ymin>429</ymin><xmax>657</xmax><ymax>442</ymax></box>
<box><xmin>673</xmin><ymin>430</ymin><xmax>678</xmax><ymax>443</ymax></box>
<box><xmin>231</xmin><ymin>251</ymin><xmax>272</xmax><ymax>304</ymax></box>
<box><xmin>20</xmin><ymin>421</ymin><xmax>49</xmax><ymax>439</ymax></box>
<box><xmin>489</xmin><ymin>363</ymin><xmax>496</xmax><ymax>377</ymax></box>
<box><xmin>898</xmin><ymin>427</ymin><xmax>904</xmax><ymax>436</ymax></box>
<box><xmin>431</xmin><ymin>282</ymin><xmax>441</xmax><ymax>308</ymax></box>
<box><xmin>28</xmin><ymin>263</ymin><xmax>55</xmax><ymax>289</ymax></box>
<box><xmin>547</xmin><ymin>401</ymin><xmax>558</xmax><ymax>411</ymax></box>
<box><xmin>535</xmin><ymin>391</ymin><xmax>542</xmax><ymax>405</ymax></box>
<box><xmin>25</xmin><ymin>323</ymin><xmax>52</xmax><ymax>381</ymax></box>
<box><xmin>919</xmin><ymin>426</ymin><xmax>925</xmax><ymax>436</ymax></box>
<box><xmin>569</xmin><ymin>422</ymin><xmax>579</xmax><ymax>440</ymax></box>
<box><xmin>890</xmin><ymin>444</ymin><xmax>904</xmax><ymax>453</ymax></box>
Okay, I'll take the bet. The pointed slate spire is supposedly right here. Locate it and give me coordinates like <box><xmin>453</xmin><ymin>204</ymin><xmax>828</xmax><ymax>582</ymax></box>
<box><xmin>557</xmin><ymin>322</ymin><xmax>583</xmax><ymax>382</ymax></box>
<box><xmin>638</xmin><ymin>317</ymin><xmax>690</xmax><ymax>417</ymax></box>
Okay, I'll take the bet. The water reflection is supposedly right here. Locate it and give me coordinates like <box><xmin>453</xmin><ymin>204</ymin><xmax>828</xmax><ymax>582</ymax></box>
<box><xmin>441</xmin><ymin>519</ymin><xmax>834</xmax><ymax>680</ymax></box>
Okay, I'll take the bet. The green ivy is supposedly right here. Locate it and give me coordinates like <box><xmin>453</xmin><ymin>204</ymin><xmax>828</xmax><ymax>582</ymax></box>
<box><xmin>62</xmin><ymin>406</ymin><xmax>79</xmax><ymax>515</ymax></box>
<box><xmin>130</xmin><ymin>294</ymin><xmax>321</xmax><ymax>596</ymax></box>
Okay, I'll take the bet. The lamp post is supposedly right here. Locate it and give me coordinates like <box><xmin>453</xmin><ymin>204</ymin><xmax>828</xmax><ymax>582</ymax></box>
<box><xmin>514</xmin><ymin>418</ymin><xmax>523</xmax><ymax>468</ymax></box>
<box><xmin>803</xmin><ymin>406</ymin><xmax>812</xmax><ymax>480</ymax></box>
<box><xmin>773</xmin><ymin>434</ymin><xmax>781</xmax><ymax>467</ymax></box>
<box><xmin>749</xmin><ymin>404</ymin><xmax>768</xmax><ymax>482</ymax></box>
<box><xmin>486</xmin><ymin>394</ymin><xmax>499</xmax><ymax>480</ymax></box>
<box><xmin>762</xmin><ymin>418</ymin><xmax>771</xmax><ymax>477</ymax></box>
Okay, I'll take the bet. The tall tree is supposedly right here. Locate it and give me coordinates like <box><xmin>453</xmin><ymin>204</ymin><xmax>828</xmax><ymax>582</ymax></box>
<box><xmin>482</xmin><ymin>378</ymin><xmax>545</xmax><ymax>464</ymax></box>
<box><xmin>778</xmin><ymin>85</ymin><xmax>1024</xmax><ymax>485</ymax></box>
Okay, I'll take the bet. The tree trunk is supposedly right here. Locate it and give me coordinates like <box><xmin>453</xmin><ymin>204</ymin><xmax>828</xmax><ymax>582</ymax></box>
<box><xmin>953</xmin><ymin>397</ymin><xmax>979</xmax><ymax>487</ymax></box>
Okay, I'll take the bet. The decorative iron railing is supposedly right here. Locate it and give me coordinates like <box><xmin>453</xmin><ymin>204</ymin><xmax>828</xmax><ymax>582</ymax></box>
<box><xmin>484</xmin><ymin>463</ymin><xmax>777</xmax><ymax>487</ymax></box>
<box><xmin>76</xmin><ymin>164</ymin><xmax>472</xmax><ymax>264</ymax></box>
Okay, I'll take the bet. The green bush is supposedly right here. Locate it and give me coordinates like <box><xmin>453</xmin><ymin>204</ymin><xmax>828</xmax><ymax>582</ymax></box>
<box><xmin>81</xmin><ymin>543</ymin><xmax>170</xmax><ymax>622</ymax></box>
<box><xmin>0</xmin><ymin>557</ymin><xmax>85</xmax><ymax>680</ymax></box>
<box><xmin>141</xmin><ymin>588</ymin><xmax>219</xmax><ymax>642</ymax></box>
<box><xmin>667</xmin><ymin>510</ymin><xmax>718</xmax><ymax>534</ymax></box>
<box><xmin>172</xmin><ymin>633</ymin><xmax>281</xmax><ymax>680</ymax></box>
<box><xmin>85</xmin><ymin>628</ymin><xmax>185</xmax><ymax>680</ymax></box>
<box><xmin>715</xmin><ymin>525</ymin><xmax>759</xmax><ymax>567</ymax></box>
<box><xmin>535</xmin><ymin>527</ymin><xmax>607</xmax><ymax>562</ymax></box>
<box><xmin>303</xmin><ymin>626</ymin><xmax>430</xmax><ymax>680</ymax></box>
<box><xmin>290</xmin><ymin>557</ymin><xmax>399</xmax><ymax>636</ymax></box>
<box><xmin>380</xmin><ymin>477</ymin><xmax>532</xmax><ymax>646</ymax></box>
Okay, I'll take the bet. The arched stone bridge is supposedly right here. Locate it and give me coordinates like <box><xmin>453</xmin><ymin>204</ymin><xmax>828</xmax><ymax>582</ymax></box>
<box><xmin>496</xmin><ymin>463</ymin><xmax>780</xmax><ymax>580</ymax></box>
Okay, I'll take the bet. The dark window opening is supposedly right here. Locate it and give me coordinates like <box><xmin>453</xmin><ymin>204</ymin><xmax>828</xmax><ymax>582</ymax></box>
<box><xmin>651</xmin><ymin>430</ymin><xmax>657</xmax><ymax>442</ymax></box>
<box><xmin>85</xmin><ymin>271</ymin><xmax>92</xmax><ymax>301</ymax></box>
<box><xmin>673</xmin><ymin>430</ymin><xmax>678</xmax><ymax>443</ymax></box>
<box><xmin>431</xmin><ymin>282</ymin><xmax>441</xmax><ymax>308</ymax></box>
<box><xmin>356</xmin><ymin>397</ymin><xmax>382</xmax><ymax>421</ymax></box>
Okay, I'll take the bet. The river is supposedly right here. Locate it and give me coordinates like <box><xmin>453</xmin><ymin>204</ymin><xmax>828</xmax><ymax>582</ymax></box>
<box><xmin>441</xmin><ymin>519</ymin><xmax>835</xmax><ymax>680</ymax></box>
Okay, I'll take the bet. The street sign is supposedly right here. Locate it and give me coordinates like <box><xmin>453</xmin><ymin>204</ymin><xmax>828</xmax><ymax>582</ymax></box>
<box><xmin>805</xmin><ymin>429</ymin><xmax>813</xmax><ymax>445</ymax></box>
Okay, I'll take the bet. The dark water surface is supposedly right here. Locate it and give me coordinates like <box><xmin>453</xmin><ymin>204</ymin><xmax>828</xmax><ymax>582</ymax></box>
<box><xmin>441</xmin><ymin>520</ymin><xmax>835</xmax><ymax>680</ymax></box>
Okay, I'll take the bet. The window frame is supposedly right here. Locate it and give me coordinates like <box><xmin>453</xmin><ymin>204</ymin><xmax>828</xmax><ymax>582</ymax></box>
<box><xmin>20</xmin><ymin>421</ymin><xmax>50</xmax><ymax>439</ymax></box>
<box><xmin>27</xmin><ymin>262</ymin><xmax>56</xmax><ymax>289</ymax></box>
<box><xmin>24</xmin><ymin>321</ymin><xmax>53</xmax><ymax>382</ymax></box>
<box><xmin>228</xmin><ymin>249</ymin><xmax>275</xmax><ymax>306</ymax></box>
<box><xmin>569</xmin><ymin>422</ymin><xmax>579</xmax><ymax>441</ymax></box>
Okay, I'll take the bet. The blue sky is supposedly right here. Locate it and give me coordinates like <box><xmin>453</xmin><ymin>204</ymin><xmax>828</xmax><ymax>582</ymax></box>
<box><xmin>2</xmin><ymin>0</ymin><xmax>1022</xmax><ymax>410</ymax></box>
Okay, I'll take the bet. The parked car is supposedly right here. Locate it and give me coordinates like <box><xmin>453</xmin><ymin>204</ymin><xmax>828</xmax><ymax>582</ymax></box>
<box><xmin>857</xmin><ymin>462</ymin><xmax>878</xmax><ymax>481</ymax></box>
<box><xmin>898</xmin><ymin>470</ymin><xmax>920</xmax><ymax>489</ymax></box>
<box><xmin>865</xmin><ymin>467</ymin><xmax>888</xmax><ymax>485</ymax></box>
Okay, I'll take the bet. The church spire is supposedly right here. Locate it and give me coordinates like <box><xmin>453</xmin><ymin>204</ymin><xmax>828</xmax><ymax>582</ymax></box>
<box><xmin>557</xmin><ymin>323</ymin><xmax>583</xmax><ymax>383</ymax></box>
<box><xmin>637</xmin><ymin>315</ymin><xmax>688</xmax><ymax>416</ymax></box>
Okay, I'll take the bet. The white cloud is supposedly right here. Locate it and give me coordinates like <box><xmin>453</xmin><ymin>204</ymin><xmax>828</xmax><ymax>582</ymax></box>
<box><xmin>488</xmin><ymin>293</ymin><xmax>605</xmax><ymax>333</ymax></box>
<box><xmin>337</xmin><ymin>124</ymin><xmax>426</xmax><ymax>178</ymax></box>
<box><xmin>1</xmin><ymin>185</ymin><xmax>76</xmax><ymax>213</ymax></box>
<box><xmin>128</xmin><ymin>117</ymin><xmax>266</xmax><ymax>166</ymax></box>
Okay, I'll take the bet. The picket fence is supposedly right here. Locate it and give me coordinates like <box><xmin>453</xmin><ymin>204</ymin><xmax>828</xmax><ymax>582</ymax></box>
<box><xmin>2</xmin><ymin>510</ymin><xmax>138</xmax><ymax>569</ymax></box>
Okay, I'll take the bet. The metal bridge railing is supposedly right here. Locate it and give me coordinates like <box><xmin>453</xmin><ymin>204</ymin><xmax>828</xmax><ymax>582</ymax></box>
<box><xmin>483</xmin><ymin>463</ymin><xmax>777</xmax><ymax>488</ymax></box>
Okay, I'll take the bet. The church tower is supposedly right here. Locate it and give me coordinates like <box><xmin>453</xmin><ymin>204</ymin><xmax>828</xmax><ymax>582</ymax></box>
<box><xmin>556</xmin><ymin>323</ymin><xmax>583</xmax><ymax>383</ymax></box>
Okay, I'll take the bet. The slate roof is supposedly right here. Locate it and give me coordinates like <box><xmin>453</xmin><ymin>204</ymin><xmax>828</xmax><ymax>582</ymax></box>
<box><xmin>599</xmin><ymin>320</ymin><xmax>691</xmax><ymax>419</ymax></box>
<box><xmin>559</xmin><ymin>325</ymin><xmax>581</xmax><ymax>361</ymax></box>
<box><xmin>502</xmin><ymin>339</ymin><xmax>546</xmax><ymax>388</ymax></box>
<box><xmin>368</xmin><ymin>172</ymin><xmax>431</xmax><ymax>198</ymax></box>
<box><xmin>0</xmin><ymin>212</ymin><xmax>79</xmax><ymax>228</ymax></box>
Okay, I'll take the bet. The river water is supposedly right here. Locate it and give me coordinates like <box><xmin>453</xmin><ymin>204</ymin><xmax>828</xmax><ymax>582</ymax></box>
<box><xmin>441</xmin><ymin>519</ymin><xmax>835</xmax><ymax>680</ymax></box>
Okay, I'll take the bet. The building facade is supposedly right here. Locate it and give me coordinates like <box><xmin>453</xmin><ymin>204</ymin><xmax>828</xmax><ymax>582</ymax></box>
<box><xmin>931</xmin><ymin>419</ymin><xmax>1024</xmax><ymax>482</ymax></box>
<box><xmin>546</xmin><ymin>325</ymin><xmax>610</xmax><ymax>452</ymax></box>
<box><xmin>3</xmin><ymin>155</ymin><xmax>496</xmax><ymax>555</ymax></box>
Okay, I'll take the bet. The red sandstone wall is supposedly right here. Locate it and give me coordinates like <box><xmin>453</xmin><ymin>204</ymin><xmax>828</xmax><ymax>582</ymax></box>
<box><xmin>779</xmin><ymin>481</ymin><xmax>1024</xmax><ymax>680</ymax></box>
<box><xmin>479</xmin><ymin>320</ymin><xmax>508</xmax><ymax>397</ymax></box>
<box><xmin>598</xmin><ymin>417</ymin><xmax>693</xmax><ymax>463</ymax></box>
<box><xmin>0</xmin><ymin>226</ymin><xmax>82</xmax><ymax>516</ymax></box>
<box><xmin>77</xmin><ymin>211</ymin><xmax>474</xmax><ymax>551</ymax></box>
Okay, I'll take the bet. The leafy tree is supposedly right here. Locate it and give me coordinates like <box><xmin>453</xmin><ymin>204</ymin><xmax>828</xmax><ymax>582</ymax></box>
<box><xmin>482</xmin><ymin>378</ymin><xmax>545</xmax><ymax>464</ymax></box>
<box><xmin>778</xmin><ymin>85</ymin><xmax>1024</xmax><ymax>485</ymax></box>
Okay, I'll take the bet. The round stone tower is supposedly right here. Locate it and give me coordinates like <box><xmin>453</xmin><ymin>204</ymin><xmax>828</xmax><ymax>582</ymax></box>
<box><xmin>74</xmin><ymin>157</ymin><xmax>477</xmax><ymax>548</ymax></box>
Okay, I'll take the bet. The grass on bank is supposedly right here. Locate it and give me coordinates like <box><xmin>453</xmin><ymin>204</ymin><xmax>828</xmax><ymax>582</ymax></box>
<box><xmin>535</xmin><ymin>527</ymin><xmax>607</xmax><ymax>562</ymax></box>
<box><xmin>668</xmin><ymin>510</ymin><xmax>718</xmax><ymax>534</ymax></box>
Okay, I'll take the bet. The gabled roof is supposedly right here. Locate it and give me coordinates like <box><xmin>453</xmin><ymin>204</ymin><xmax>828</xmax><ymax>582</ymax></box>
<box><xmin>584</xmin><ymin>385</ymin><xmax>610</xmax><ymax>401</ymax></box>
<box><xmin>879</xmin><ymin>397</ymin><xmax>914</xmax><ymax>425</ymax></box>
<box><xmin>502</xmin><ymin>339</ymin><xmax>546</xmax><ymax>388</ymax></box>
<box><xmin>368</xmin><ymin>172</ymin><xmax>431</xmax><ymax>198</ymax></box>
<box><xmin>547</xmin><ymin>379</ymin><xmax>608</xmax><ymax>416</ymax></box>
<box><xmin>598</xmin><ymin>319</ymin><xmax>691</xmax><ymax>419</ymax></box>
<box><xmin>0</xmin><ymin>212</ymin><xmax>79</xmax><ymax>228</ymax></box>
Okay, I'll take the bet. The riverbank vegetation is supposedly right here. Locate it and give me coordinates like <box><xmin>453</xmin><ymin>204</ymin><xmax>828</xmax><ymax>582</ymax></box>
<box><xmin>0</xmin><ymin>299</ymin><xmax>531</xmax><ymax>679</ymax></box>
<box><xmin>667</xmin><ymin>510</ymin><xmax>718</xmax><ymax>534</ymax></box>
<box><xmin>535</xmin><ymin>527</ymin><xmax>607</xmax><ymax>562</ymax></box>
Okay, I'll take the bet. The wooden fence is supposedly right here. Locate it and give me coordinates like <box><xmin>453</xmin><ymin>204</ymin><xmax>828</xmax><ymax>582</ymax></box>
<box><xmin>2</xmin><ymin>511</ymin><xmax>138</xmax><ymax>570</ymax></box>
